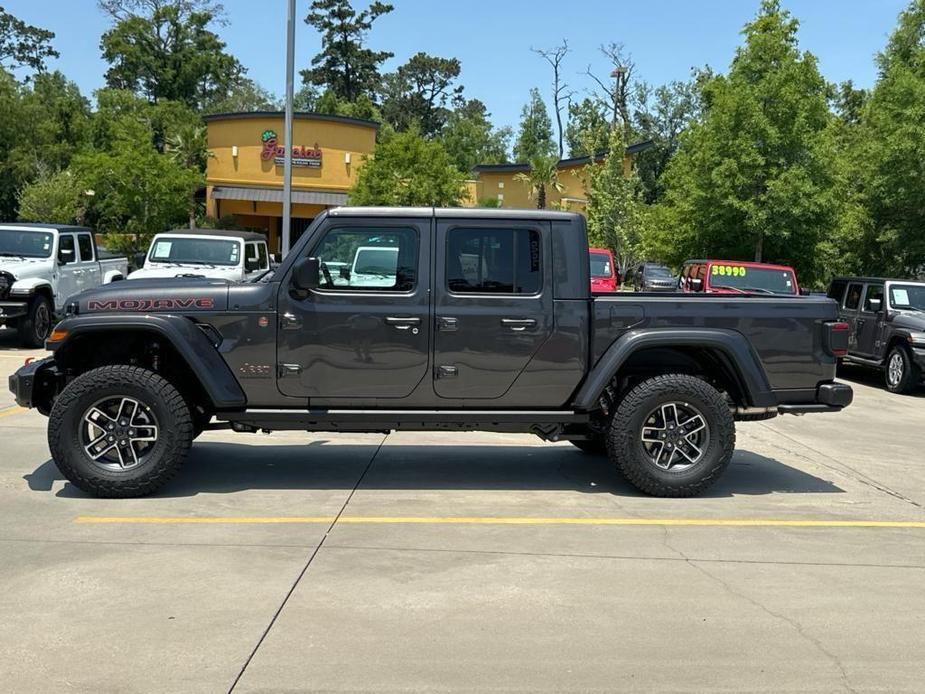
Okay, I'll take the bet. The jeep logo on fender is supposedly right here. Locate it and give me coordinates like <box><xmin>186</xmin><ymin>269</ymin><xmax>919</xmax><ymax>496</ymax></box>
<box><xmin>87</xmin><ymin>298</ymin><xmax>215</xmax><ymax>311</ymax></box>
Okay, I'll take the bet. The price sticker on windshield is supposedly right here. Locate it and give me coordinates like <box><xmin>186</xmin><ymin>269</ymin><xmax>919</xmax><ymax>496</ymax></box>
<box><xmin>712</xmin><ymin>265</ymin><xmax>747</xmax><ymax>277</ymax></box>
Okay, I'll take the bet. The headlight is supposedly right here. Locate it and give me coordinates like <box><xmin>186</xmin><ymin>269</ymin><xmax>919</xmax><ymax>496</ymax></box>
<box><xmin>909</xmin><ymin>332</ymin><xmax>925</xmax><ymax>347</ymax></box>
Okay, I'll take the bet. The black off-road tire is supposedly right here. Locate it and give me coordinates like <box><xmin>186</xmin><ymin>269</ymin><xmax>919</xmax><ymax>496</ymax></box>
<box><xmin>608</xmin><ymin>374</ymin><xmax>736</xmax><ymax>497</ymax></box>
<box><xmin>48</xmin><ymin>365</ymin><xmax>194</xmax><ymax>498</ymax></box>
<box><xmin>885</xmin><ymin>345</ymin><xmax>921</xmax><ymax>394</ymax></box>
<box><xmin>570</xmin><ymin>434</ymin><xmax>607</xmax><ymax>455</ymax></box>
<box><xmin>18</xmin><ymin>293</ymin><xmax>52</xmax><ymax>348</ymax></box>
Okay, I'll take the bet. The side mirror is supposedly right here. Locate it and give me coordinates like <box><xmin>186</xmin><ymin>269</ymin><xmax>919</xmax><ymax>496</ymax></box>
<box><xmin>800</xmin><ymin>288</ymin><xmax>810</xmax><ymax>296</ymax></box>
<box><xmin>868</xmin><ymin>298</ymin><xmax>882</xmax><ymax>313</ymax></box>
<box><xmin>689</xmin><ymin>278</ymin><xmax>703</xmax><ymax>291</ymax></box>
<box><xmin>244</xmin><ymin>257</ymin><xmax>260</xmax><ymax>273</ymax></box>
<box><xmin>292</xmin><ymin>256</ymin><xmax>320</xmax><ymax>290</ymax></box>
<box><xmin>58</xmin><ymin>247</ymin><xmax>75</xmax><ymax>265</ymax></box>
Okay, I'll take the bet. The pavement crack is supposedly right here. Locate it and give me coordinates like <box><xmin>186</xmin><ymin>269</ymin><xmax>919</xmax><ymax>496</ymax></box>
<box><xmin>226</xmin><ymin>433</ymin><xmax>386</xmax><ymax>693</ymax></box>
<box><xmin>660</xmin><ymin>527</ymin><xmax>858</xmax><ymax>694</ymax></box>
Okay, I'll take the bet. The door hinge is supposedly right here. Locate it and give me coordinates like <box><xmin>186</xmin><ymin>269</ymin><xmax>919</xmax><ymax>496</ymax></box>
<box><xmin>436</xmin><ymin>365</ymin><xmax>458</xmax><ymax>379</ymax></box>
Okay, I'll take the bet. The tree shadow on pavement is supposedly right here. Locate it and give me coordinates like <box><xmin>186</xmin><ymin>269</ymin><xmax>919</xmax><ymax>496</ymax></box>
<box><xmin>26</xmin><ymin>440</ymin><xmax>844</xmax><ymax>499</ymax></box>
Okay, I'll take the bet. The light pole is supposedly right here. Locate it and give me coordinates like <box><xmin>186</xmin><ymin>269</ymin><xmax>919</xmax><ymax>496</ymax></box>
<box><xmin>281</xmin><ymin>0</ymin><xmax>296</xmax><ymax>257</ymax></box>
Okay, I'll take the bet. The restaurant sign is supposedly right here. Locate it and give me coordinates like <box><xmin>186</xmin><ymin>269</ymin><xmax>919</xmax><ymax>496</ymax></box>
<box><xmin>260</xmin><ymin>129</ymin><xmax>322</xmax><ymax>168</ymax></box>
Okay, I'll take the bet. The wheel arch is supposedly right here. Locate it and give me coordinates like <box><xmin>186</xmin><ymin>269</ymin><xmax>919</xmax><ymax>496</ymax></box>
<box><xmin>572</xmin><ymin>328</ymin><xmax>775</xmax><ymax>411</ymax></box>
<box><xmin>51</xmin><ymin>315</ymin><xmax>246</xmax><ymax>411</ymax></box>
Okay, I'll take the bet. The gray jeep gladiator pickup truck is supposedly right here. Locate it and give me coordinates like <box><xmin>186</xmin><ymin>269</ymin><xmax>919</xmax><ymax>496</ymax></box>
<box><xmin>9</xmin><ymin>208</ymin><xmax>853</xmax><ymax>498</ymax></box>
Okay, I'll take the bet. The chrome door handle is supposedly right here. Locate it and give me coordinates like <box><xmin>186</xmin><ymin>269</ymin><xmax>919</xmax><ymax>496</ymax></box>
<box><xmin>437</xmin><ymin>316</ymin><xmax>458</xmax><ymax>331</ymax></box>
<box><xmin>501</xmin><ymin>318</ymin><xmax>537</xmax><ymax>331</ymax></box>
<box><xmin>280</xmin><ymin>312</ymin><xmax>302</xmax><ymax>330</ymax></box>
<box><xmin>385</xmin><ymin>316</ymin><xmax>421</xmax><ymax>330</ymax></box>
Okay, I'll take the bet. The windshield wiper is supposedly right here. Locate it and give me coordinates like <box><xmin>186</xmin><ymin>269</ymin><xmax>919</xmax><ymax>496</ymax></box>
<box><xmin>739</xmin><ymin>286</ymin><xmax>776</xmax><ymax>295</ymax></box>
<box><xmin>710</xmin><ymin>285</ymin><xmax>749</xmax><ymax>294</ymax></box>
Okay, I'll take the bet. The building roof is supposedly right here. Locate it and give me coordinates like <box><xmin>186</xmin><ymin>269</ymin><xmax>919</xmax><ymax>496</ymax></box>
<box><xmin>203</xmin><ymin>111</ymin><xmax>380</xmax><ymax>130</ymax></box>
<box><xmin>162</xmin><ymin>228</ymin><xmax>267</xmax><ymax>242</ymax></box>
<box><xmin>471</xmin><ymin>140</ymin><xmax>655</xmax><ymax>174</ymax></box>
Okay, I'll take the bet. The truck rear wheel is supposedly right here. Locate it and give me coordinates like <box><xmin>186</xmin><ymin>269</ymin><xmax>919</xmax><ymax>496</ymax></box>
<box><xmin>18</xmin><ymin>294</ymin><xmax>52</xmax><ymax>348</ymax></box>
<box><xmin>608</xmin><ymin>374</ymin><xmax>735</xmax><ymax>497</ymax></box>
<box><xmin>48</xmin><ymin>365</ymin><xmax>194</xmax><ymax>498</ymax></box>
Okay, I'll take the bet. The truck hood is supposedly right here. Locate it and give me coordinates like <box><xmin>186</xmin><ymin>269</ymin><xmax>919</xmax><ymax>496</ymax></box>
<box><xmin>891</xmin><ymin>310</ymin><xmax>925</xmax><ymax>331</ymax></box>
<box><xmin>0</xmin><ymin>257</ymin><xmax>54</xmax><ymax>280</ymax></box>
<box><xmin>128</xmin><ymin>265</ymin><xmax>241</xmax><ymax>282</ymax></box>
<box><xmin>72</xmin><ymin>277</ymin><xmax>231</xmax><ymax>314</ymax></box>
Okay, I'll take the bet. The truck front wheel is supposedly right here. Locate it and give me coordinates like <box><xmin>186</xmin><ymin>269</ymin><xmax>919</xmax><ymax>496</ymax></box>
<box><xmin>608</xmin><ymin>374</ymin><xmax>735</xmax><ymax>497</ymax></box>
<box><xmin>885</xmin><ymin>345</ymin><xmax>920</xmax><ymax>394</ymax></box>
<box><xmin>18</xmin><ymin>294</ymin><xmax>52</xmax><ymax>347</ymax></box>
<box><xmin>48</xmin><ymin>365</ymin><xmax>194</xmax><ymax>498</ymax></box>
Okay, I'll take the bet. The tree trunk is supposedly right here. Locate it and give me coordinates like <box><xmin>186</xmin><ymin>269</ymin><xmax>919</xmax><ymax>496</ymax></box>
<box><xmin>754</xmin><ymin>232</ymin><xmax>763</xmax><ymax>262</ymax></box>
<box><xmin>537</xmin><ymin>184</ymin><xmax>546</xmax><ymax>209</ymax></box>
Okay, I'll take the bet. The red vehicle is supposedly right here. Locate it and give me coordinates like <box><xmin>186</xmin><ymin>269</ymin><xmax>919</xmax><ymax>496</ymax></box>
<box><xmin>679</xmin><ymin>259</ymin><xmax>800</xmax><ymax>296</ymax></box>
<box><xmin>589</xmin><ymin>247</ymin><xmax>619</xmax><ymax>293</ymax></box>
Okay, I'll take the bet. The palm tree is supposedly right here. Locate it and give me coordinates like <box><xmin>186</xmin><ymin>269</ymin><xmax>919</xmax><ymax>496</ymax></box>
<box><xmin>165</xmin><ymin>124</ymin><xmax>213</xmax><ymax>228</ymax></box>
<box><xmin>514</xmin><ymin>155</ymin><xmax>564</xmax><ymax>209</ymax></box>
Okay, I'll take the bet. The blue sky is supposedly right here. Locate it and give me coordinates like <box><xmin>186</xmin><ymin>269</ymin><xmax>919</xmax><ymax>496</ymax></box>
<box><xmin>4</xmin><ymin>0</ymin><xmax>910</xmax><ymax>132</ymax></box>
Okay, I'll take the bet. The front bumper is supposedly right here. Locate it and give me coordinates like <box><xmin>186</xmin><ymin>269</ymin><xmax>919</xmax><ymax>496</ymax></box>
<box><xmin>8</xmin><ymin>356</ymin><xmax>54</xmax><ymax>410</ymax></box>
<box><xmin>0</xmin><ymin>300</ymin><xmax>28</xmax><ymax>321</ymax></box>
<box><xmin>912</xmin><ymin>346</ymin><xmax>925</xmax><ymax>371</ymax></box>
<box><xmin>777</xmin><ymin>382</ymin><xmax>853</xmax><ymax>415</ymax></box>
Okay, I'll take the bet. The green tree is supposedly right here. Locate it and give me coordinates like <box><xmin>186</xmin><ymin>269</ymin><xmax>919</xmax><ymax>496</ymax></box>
<box><xmin>513</xmin><ymin>88</ymin><xmax>555</xmax><ymax>162</ymax></box>
<box><xmin>440</xmin><ymin>98</ymin><xmax>510</xmax><ymax>173</ymax></box>
<box><xmin>204</xmin><ymin>78</ymin><xmax>279</xmax><ymax>114</ymax></box>
<box><xmin>654</xmin><ymin>0</ymin><xmax>835</xmax><ymax>282</ymax></box>
<box><xmin>302</xmin><ymin>0</ymin><xmax>393</xmax><ymax>102</ymax></box>
<box><xmin>565</xmin><ymin>97</ymin><xmax>609</xmax><ymax>157</ymax></box>
<box><xmin>843</xmin><ymin>0</ymin><xmax>925</xmax><ymax>276</ymax></box>
<box><xmin>17</xmin><ymin>168</ymin><xmax>87</xmax><ymax>224</ymax></box>
<box><xmin>350</xmin><ymin>128</ymin><xmax>466</xmax><ymax>206</ymax></box>
<box><xmin>583</xmin><ymin>128</ymin><xmax>645</xmax><ymax>275</ymax></box>
<box><xmin>0</xmin><ymin>6</ymin><xmax>58</xmax><ymax>75</ymax></box>
<box><xmin>514</xmin><ymin>155</ymin><xmax>563</xmax><ymax>209</ymax></box>
<box><xmin>165</xmin><ymin>122</ymin><xmax>211</xmax><ymax>227</ymax></box>
<box><xmin>379</xmin><ymin>52</ymin><xmax>462</xmax><ymax>136</ymax></box>
<box><xmin>313</xmin><ymin>88</ymin><xmax>382</xmax><ymax>123</ymax></box>
<box><xmin>632</xmin><ymin>79</ymin><xmax>700</xmax><ymax>202</ymax></box>
<box><xmin>99</xmin><ymin>0</ymin><xmax>244</xmax><ymax>109</ymax></box>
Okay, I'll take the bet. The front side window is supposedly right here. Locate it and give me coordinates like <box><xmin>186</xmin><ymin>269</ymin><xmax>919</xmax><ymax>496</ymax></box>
<box><xmin>58</xmin><ymin>234</ymin><xmax>75</xmax><ymax>263</ymax></box>
<box><xmin>447</xmin><ymin>228</ymin><xmax>541</xmax><ymax>294</ymax></box>
<box><xmin>257</xmin><ymin>243</ymin><xmax>269</xmax><ymax>270</ymax></box>
<box><xmin>0</xmin><ymin>229</ymin><xmax>54</xmax><ymax>258</ymax></box>
<box><xmin>863</xmin><ymin>284</ymin><xmax>884</xmax><ymax>312</ymax></box>
<box><xmin>589</xmin><ymin>251</ymin><xmax>612</xmax><ymax>278</ymax></box>
<box><xmin>149</xmin><ymin>237</ymin><xmax>241</xmax><ymax>266</ymax></box>
<box><xmin>312</xmin><ymin>226</ymin><xmax>417</xmax><ymax>291</ymax></box>
<box><xmin>78</xmin><ymin>234</ymin><xmax>94</xmax><ymax>262</ymax></box>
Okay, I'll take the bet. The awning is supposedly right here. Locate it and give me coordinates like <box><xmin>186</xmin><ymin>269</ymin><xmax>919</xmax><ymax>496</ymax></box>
<box><xmin>211</xmin><ymin>186</ymin><xmax>348</xmax><ymax>206</ymax></box>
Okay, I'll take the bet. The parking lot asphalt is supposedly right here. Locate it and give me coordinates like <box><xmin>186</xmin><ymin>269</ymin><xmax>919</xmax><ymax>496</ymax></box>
<box><xmin>1</xmin><ymin>327</ymin><xmax>924</xmax><ymax>693</ymax></box>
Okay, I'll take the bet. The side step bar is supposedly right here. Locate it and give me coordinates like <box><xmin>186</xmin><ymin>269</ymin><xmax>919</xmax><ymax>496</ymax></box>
<box><xmin>217</xmin><ymin>409</ymin><xmax>589</xmax><ymax>437</ymax></box>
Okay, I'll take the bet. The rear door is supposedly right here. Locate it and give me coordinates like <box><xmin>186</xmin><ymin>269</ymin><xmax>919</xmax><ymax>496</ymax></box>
<box><xmin>856</xmin><ymin>283</ymin><xmax>885</xmax><ymax>359</ymax></box>
<box><xmin>433</xmin><ymin>218</ymin><xmax>551</xmax><ymax>399</ymax></box>
<box><xmin>276</xmin><ymin>216</ymin><xmax>430</xmax><ymax>399</ymax></box>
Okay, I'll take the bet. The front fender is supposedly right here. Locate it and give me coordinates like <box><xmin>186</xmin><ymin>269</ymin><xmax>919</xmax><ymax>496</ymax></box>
<box><xmin>10</xmin><ymin>276</ymin><xmax>53</xmax><ymax>298</ymax></box>
<box><xmin>572</xmin><ymin>328</ymin><xmax>776</xmax><ymax>410</ymax></box>
<box><xmin>51</xmin><ymin>313</ymin><xmax>246</xmax><ymax>410</ymax></box>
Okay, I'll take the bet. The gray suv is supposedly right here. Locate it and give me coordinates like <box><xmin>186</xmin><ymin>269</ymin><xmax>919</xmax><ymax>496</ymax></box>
<box><xmin>828</xmin><ymin>277</ymin><xmax>925</xmax><ymax>393</ymax></box>
<box><xmin>632</xmin><ymin>262</ymin><xmax>677</xmax><ymax>292</ymax></box>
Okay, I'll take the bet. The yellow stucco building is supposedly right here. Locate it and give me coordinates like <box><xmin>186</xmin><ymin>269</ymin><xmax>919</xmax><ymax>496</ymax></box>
<box><xmin>204</xmin><ymin>111</ymin><xmax>651</xmax><ymax>253</ymax></box>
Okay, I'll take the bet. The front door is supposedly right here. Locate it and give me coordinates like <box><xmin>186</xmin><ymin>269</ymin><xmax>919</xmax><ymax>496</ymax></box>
<box><xmin>276</xmin><ymin>217</ymin><xmax>431</xmax><ymax>399</ymax></box>
<box><xmin>433</xmin><ymin>219</ymin><xmax>552</xmax><ymax>399</ymax></box>
<box><xmin>55</xmin><ymin>233</ymin><xmax>80</xmax><ymax>309</ymax></box>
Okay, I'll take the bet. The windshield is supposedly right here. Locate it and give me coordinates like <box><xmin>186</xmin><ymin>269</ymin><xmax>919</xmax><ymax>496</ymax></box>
<box><xmin>646</xmin><ymin>265</ymin><xmax>674</xmax><ymax>278</ymax></box>
<box><xmin>709</xmin><ymin>264</ymin><xmax>796</xmax><ymax>294</ymax></box>
<box><xmin>148</xmin><ymin>237</ymin><xmax>241</xmax><ymax>267</ymax></box>
<box><xmin>589</xmin><ymin>252</ymin><xmax>613</xmax><ymax>278</ymax></box>
<box><xmin>889</xmin><ymin>283</ymin><xmax>925</xmax><ymax>311</ymax></box>
<box><xmin>0</xmin><ymin>229</ymin><xmax>54</xmax><ymax>258</ymax></box>
<box><xmin>353</xmin><ymin>248</ymin><xmax>398</xmax><ymax>275</ymax></box>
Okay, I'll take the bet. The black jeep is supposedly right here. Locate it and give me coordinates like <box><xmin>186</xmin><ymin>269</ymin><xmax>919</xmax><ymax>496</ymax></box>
<box><xmin>827</xmin><ymin>277</ymin><xmax>925</xmax><ymax>393</ymax></box>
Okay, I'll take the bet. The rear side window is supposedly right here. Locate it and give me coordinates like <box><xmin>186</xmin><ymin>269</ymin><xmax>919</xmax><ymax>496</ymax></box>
<box><xmin>77</xmin><ymin>233</ymin><xmax>94</xmax><ymax>261</ymax></box>
<box><xmin>827</xmin><ymin>280</ymin><xmax>847</xmax><ymax>302</ymax></box>
<box><xmin>844</xmin><ymin>283</ymin><xmax>863</xmax><ymax>310</ymax></box>
<box><xmin>447</xmin><ymin>228</ymin><xmax>541</xmax><ymax>294</ymax></box>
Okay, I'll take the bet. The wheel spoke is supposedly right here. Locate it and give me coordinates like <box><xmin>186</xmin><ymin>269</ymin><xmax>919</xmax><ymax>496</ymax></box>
<box><xmin>678</xmin><ymin>414</ymin><xmax>706</xmax><ymax>436</ymax></box>
<box><xmin>661</xmin><ymin>403</ymin><xmax>679</xmax><ymax>428</ymax></box>
<box><xmin>84</xmin><ymin>407</ymin><xmax>116</xmax><ymax>428</ymax></box>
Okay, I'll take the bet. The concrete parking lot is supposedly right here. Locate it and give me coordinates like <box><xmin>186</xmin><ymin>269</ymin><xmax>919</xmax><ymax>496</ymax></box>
<box><xmin>1</xmin><ymin>327</ymin><xmax>924</xmax><ymax>693</ymax></box>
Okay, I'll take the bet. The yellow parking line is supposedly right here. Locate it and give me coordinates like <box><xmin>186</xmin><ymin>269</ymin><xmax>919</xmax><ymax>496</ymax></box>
<box><xmin>73</xmin><ymin>516</ymin><xmax>925</xmax><ymax>529</ymax></box>
<box><xmin>0</xmin><ymin>406</ymin><xmax>25</xmax><ymax>419</ymax></box>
